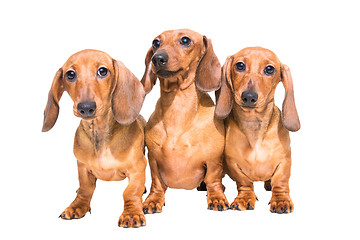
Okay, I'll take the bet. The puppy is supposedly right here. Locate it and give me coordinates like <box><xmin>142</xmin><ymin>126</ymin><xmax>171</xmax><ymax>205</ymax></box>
<box><xmin>215</xmin><ymin>47</ymin><xmax>300</xmax><ymax>213</ymax></box>
<box><xmin>141</xmin><ymin>29</ymin><xmax>229</xmax><ymax>213</ymax></box>
<box><xmin>42</xmin><ymin>49</ymin><xmax>147</xmax><ymax>227</ymax></box>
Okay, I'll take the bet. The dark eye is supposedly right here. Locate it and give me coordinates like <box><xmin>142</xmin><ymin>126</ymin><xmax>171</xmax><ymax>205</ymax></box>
<box><xmin>180</xmin><ymin>36</ymin><xmax>191</xmax><ymax>46</ymax></box>
<box><xmin>264</xmin><ymin>65</ymin><xmax>275</xmax><ymax>75</ymax></box>
<box><xmin>152</xmin><ymin>39</ymin><xmax>160</xmax><ymax>49</ymax></box>
<box><xmin>97</xmin><ymin>67</ymin><xmax>108</xmax><ymax>78</ymax></box>
<box><xmin>235</xmin><ymin>62</ymin><xmax>246</xmax><ymax>72</ymax></box>
<box><xmin>65</xmin><ymin>70</ymin><xmax>76</xmax><ymax>82</ymax></box>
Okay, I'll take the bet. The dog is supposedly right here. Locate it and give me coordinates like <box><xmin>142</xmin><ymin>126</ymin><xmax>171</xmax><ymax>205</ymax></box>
<box><xmin>141</xmin><ymin>29</ymin><xmax>229</xmax><ymax>213</ymax></box>
<box><xmin>215</xmin><ymin>47</ymin><xmax>300</xmax><ymax>214</ymax></box>
<box><xmin>42</xmin><ymin>49</ymin><xmax>147</xmax><ymax>227</ymax></box>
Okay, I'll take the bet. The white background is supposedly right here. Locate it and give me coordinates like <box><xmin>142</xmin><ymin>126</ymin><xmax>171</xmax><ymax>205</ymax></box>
<box><xmin>1</xmin><ymin>0</ymin><xmax>359</xmax><ymax>239</ymax></box>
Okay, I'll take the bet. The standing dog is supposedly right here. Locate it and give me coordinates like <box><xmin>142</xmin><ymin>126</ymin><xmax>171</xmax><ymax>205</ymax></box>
<box><xmin>42</xmin><ymin>49</ymin><xmax>147</xmax><ymax>227</ymax></box>
<box><xmin>215</xmin><ymin>47</ymin><xmax>300</xmax><ymax>213</ymax></box>
<box><xmin>141</xmin><ymin>29</ymin><xmax>229</xmax><ymax>213</ymax></box>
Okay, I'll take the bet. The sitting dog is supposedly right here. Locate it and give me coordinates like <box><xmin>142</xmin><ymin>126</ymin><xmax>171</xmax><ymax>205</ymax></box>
<box><xmin>42</xmin><ymin>49</ymin><xmax>147</xmax><ymax>227</ymax></box>
<box><xmin>215</xmin><ymin>47</ymin><xmax>300</xmax><ymax>213</ymax></box>
<box><xmin>141</xmin><ymin>29</ymin><xmax>229</xmax><ymax>213</ymax></box>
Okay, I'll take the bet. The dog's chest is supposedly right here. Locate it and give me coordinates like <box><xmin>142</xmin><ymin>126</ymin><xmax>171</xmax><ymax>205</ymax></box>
<box><xmin>88</xmin><ymin>148</ymin><xmax>126</xmax><ymax>181</ymax></box>
<box><xmin>226</xmin><ymin>129</ymin><xmax>279</xmax><ymax>181</ymax></box>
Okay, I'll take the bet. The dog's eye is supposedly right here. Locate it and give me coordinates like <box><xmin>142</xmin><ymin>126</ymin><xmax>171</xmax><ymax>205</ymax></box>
<box><xmin>264</xmin><ymin>65</ymin><xmax>275</xmax><ymax>76</ymax></box>
<box><xmin>65</xmin><ymin>70</ymin><xmax>77</xmax><ymax>82</ymax></box>
<box><xmin>235</xmin><ymin>62</ymin><xmax>246</xmax><ymax>72</ymax></box>
<box><xmin>97</xmin><ymin>67</ymin><xmax>109</xmax><ymax>78</ymax></box>
<box><xmin>152</xmin><ymin>39</ymin><xmax>160</xmax><ymax>49</ymax></box>
<box><xmin>179</xmin><ymin>36</ymin><xmax>191</xmax><ymax>46</ymax></box>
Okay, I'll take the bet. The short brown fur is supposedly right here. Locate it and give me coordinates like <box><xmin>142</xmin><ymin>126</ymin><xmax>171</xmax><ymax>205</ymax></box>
<box><xmin>141</xmin><ymin>29</ymin><xmax>229</xmax><ymax>213</ymax></box>
<box><xmin>42</xmin><ymin>49</ymin><xmax>147</xmax><ymax>227</ymax></box>
<box><xmin>215</xmin><ymin>47</ymin><xmax>300</xmax><ymax>213</ymax></box>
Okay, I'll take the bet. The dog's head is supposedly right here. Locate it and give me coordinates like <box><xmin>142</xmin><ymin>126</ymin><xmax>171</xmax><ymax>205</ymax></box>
<box><xmin>42</xmin><ymin>49</ymin><xmax>145</xmax><ymax>132</ymax></box>
<box><xmin>141</xmin><ymin>29</ymin><xmax>221</xmax><ymax>93</ymax></box>
<box><xmin>215</xmin><ymin>47</ymin><xmax>300</xmax><ymax>132</ymax></box>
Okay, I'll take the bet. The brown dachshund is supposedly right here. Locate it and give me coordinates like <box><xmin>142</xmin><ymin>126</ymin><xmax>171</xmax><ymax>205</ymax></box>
<box><xmin>215</xmin><ymin>47</ymin><xmax>300</xmax><ymax>214</ymax></box>
<box><xmin>141</xmin><ymin>29</ymin><xmax>229</xmax><ymax>213</ymax></box>
<box><xmin>42</xmin><ymin>49</ymin><xmax>147</xmax><ymax>227</ymax></box>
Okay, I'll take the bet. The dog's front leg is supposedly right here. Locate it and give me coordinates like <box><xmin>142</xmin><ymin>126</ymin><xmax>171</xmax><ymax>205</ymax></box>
<box><xmin>118</xmin><ymin>167</ymin><xmax>146</xmax><ymax>228</ymax></box>
<box><xmin>204</xmin><ymin>159</ymin><xmax>229</xmax><ymax>211</ymax></box>
<box><xmin>59</xmin><ymin>161</ymin><xmax>96</xmax><ymax>219</ymax></box>
<box><xmin>226</xmin><ymin>162</ymin><xmax>257</xmax><ymax>211</ymax></box>
<box><xmin>269</xmin><ymin>159</ymin><xmax>293</xmax><ymax>214</ymax></box>
<box><xmin>143</xmin><ymin>155</ymin><xmax>167</xmax><ymax>214</ymax></box>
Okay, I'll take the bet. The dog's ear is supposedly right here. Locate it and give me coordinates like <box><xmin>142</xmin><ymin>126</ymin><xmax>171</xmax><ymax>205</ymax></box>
<box><xmin>112</xmin><ymin>60</ymin><xmax>145</xmax><ymax>125</ymax></box>
<box><xmin>141</xmin><ymin>47</ymin><xmax>157</xmax><ymax>94</ymax></box>
<box><xmin>42</xmin><ymin>69</ymin><xmax>64</xmax><ymax>132</ymax></box>
<box><xmin>195</xmin><ymin>36</ymin><xmax>221</xmax><ymax>92</ymax></box>
<box><xmin>215</xmin><ymin>56</ymin><xmax>233</xmax><ymax>119</ymax></box>
<box><xmin>280</xmin><ymin>64</ymin><xmax>300</xmax><ymax>132</ymax></box>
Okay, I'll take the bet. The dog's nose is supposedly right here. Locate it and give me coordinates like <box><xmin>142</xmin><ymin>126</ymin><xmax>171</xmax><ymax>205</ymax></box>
<box><xmin>241</xmin><ymin>91</ymin><xmax>258</xmax><ymax>105</ymax></box>
<box><xmin>152</xmin><ymin>52</ymin><xmax>168</xmax><ymax>67</ymax></box>
<box><xmin>77</xmin><ymin>101</ymin><xmax>96</xmax><ymax>117</ymax></box>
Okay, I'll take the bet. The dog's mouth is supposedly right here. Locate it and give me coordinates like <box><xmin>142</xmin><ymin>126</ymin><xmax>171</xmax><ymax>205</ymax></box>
<box><xmin>156</xmin><ymin>68</ymin><xmax>182</xmax><ymax>78</ymax></box>
<box><xmin>81</xmin><ymin>115</ymin><xmax>97</xmax><ymax>120</ymax></box>
<box><xmin>74</xmin><ymin>111</ymin><xmax>97</xmax><ymax>120</ymax></box>
<box><xmin>241</xmin><ymin>105</ymin><xmax>257</xmax><ymax>109</ymax></box>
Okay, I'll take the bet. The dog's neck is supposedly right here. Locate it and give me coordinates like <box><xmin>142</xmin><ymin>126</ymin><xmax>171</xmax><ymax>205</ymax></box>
<box><xmin>232</xmin><ymin>101</ymin><xmax>275</xmax><ymax>147</ymax></box>
<box><xmin>80</xmin><ymin>109</ymin><xmax>118</xmax><ymax>151</ymax></box>
<box><xmin>159</xmin><ymin>82</ymin><xmax>201</xmax><ymax>134</ymax></box>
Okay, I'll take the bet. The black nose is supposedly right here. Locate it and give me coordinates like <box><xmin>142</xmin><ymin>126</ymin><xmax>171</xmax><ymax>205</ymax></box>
<box><xmin>77</xmin><ymin>101</ymin><xmax>96</xmax><ymax>117</ymax></box>
<box><xmin>241</xmin><ymin>91</ymin><xmax>258</xmax><ymax>105</ymax></box>
<box><xmin>152</xmin><ymin>52</ymin><xmax>168</xmax><ymax>67</ymax></box>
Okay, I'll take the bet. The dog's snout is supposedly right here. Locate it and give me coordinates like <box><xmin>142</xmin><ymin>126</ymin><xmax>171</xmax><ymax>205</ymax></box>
<box><xmin>241</xmin><ymin>91</ymin><xmax>258</xmax><ymax>105</ymax></box>
<box><xmin>152</xmin><ymin>52</ymin><xmax>168</xmax><ymax>67</ymax></box>
<box><xmin>77</xmin><ymin>101</ymin><xmax>96</xmax><ymax>117</ymax></box>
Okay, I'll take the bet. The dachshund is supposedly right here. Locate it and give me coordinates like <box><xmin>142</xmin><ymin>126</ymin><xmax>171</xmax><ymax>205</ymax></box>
<box><xmin>141</xmin><ymin>29</ymin><xmax>229</xmax><ymax>213</ymax></box>
<box><xmin>215</xmin><ymin>47</ymin><xmax>300</xmax><ymax>214</ymax></box>
<box><xmin>42</xmin><ymin>49</ymin><xmax>147</xmax><ymax>227</ymax></box>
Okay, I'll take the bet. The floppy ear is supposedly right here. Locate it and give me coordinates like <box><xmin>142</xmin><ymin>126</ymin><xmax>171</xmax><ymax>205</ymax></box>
<box><xmin>141</xmin><ymin>47</ymin><xmax>157</xmax><ymax>94</ymax></box>
<box><xmin>215</xmin><ymin>56</ymin><xmax>233</xmax><ymax>119</ymax></box>
<box><xmin>195</xmin><ymin>36</ymin><xmax>221</xmax><ymax>92</ymax></box>
<box><xmin>112</xmin><ymin>60</ymin><xmax>145</xmax><ymax>125</ymax></box>
<box><xmin>280</xmin><ymin>64</ymin><xmax>300</xmax><ymax>132</ymax></box>
<box><xmin>42</xmin><ymin>69</ymin><xmax>64</xmax><ymax>132</ymax></box>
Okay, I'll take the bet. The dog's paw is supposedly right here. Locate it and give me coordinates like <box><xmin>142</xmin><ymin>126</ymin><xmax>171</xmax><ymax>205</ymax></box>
<box><xmin>143</xmin><ymin>193</ymin><xmax>165</xmax><ymax>214</ymax></box>
<box><xmin>118</xmin><ymin>211</ymin><xmax>146</xmax><ymax>228</ymax></box>
<box><xmin>142</xmin><ymin>199</ymin><xmax>165</xmax><ymax>214</ymax></box>
<box><xmin>207</xmin><ymin>195</ymin><xmax>229</xmax><ymax>211</ymax></box>
<box><xmin>269</xmin><ymin>192</ymin><xmax>293</xmax><ymax>214</ymax></box>
<box><xmin>59</xmin><ymin>203</ymin><xmax>91</xmax><ymax>220</ymax></box>
<box><xmin>230</xmin><ymin>191</ymin><xmax>257</xmax><ymax>211</ymax></box>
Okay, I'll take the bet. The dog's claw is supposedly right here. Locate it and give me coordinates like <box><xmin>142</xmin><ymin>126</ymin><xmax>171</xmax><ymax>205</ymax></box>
<box><xmin>247</xmin><ymin>203</ymin><xmax>254</xmax><ymax>210</ymax></box>
<box><xmin>153</xmin><ymin>207</ymin><xmax>157</xmax><ymax>213</ymax></box>
<box><xmin>208</xmin><ymin>204</ymin><xmax>213</xmax><ymax>210</ymax></box>
<box><xmin>143</xmin><ymin>208</ymin><xmax>148</xmax><ymax>214</ymax></box>
<box><xmin>70</xmin><ymin>214</ymin><xmax>75</xmax><ymax>219</ymax></box>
